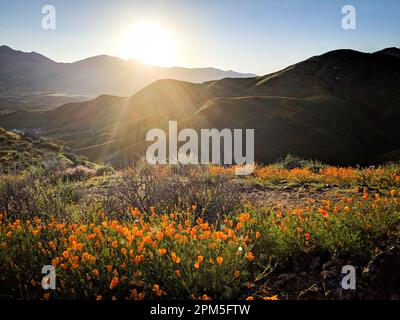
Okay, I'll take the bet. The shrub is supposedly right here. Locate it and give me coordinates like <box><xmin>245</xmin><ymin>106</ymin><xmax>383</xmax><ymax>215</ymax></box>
<box><xmin>61</xmin><ymin>165</ymin><xmax>97</xmax><ymax>181</ymax></box>
<box><xmin>107</xmin><ymin>161</ymin><xmax>240</xmax><ymax>220</ymax></box>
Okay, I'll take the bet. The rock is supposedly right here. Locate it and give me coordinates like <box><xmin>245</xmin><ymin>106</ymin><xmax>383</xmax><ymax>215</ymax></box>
<box><xmin>310</xmin><ymin>256</ymin><xmax>321</xmax><ymax>270</ymax></box>
<box><xmin>362</xmin><ymin>247</ymin><xmax>400</xmax><ymax>295</ymax></box>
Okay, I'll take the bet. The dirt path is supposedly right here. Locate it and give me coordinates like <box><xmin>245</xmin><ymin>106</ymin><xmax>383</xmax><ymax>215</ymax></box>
<box><xmin>240</xmin><ymin>184</ymin><xmax>348</xmax><ymax>210</ymax></box>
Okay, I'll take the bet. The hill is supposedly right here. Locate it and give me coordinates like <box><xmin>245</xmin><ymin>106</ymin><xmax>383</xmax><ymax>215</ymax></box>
<box><xmin>0</xmin><ymin>45</ymin><xmax>256</xmax><ymax>98</ymax></box>
<box><xmin>1</xmin><ymin>48</ymin><xmax>399</xmax><ymax>166</ymax></box>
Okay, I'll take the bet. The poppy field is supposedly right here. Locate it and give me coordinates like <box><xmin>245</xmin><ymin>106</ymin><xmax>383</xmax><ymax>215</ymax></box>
<box><xmin>1</xmin><ymin>160</ymin><xmax>400</xmax><ymax>300</ymax></box>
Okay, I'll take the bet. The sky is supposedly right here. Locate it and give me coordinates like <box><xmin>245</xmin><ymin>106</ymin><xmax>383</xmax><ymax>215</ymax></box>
<box><xmin>0</xmin><ymin>0</ymin><xmax>399</xmax><ymax>75</ymax></box>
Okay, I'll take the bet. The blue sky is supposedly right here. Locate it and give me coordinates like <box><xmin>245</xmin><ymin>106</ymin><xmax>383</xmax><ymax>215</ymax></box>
<box><xmin>0</xmin><ymin>0</ymin><xmax>399</xmax><ymax>74</ymax></box>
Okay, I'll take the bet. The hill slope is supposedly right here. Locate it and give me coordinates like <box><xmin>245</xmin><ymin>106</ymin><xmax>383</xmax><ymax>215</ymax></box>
<box><xmin>1</xmin><ymin>48</ymin><xmax>399</xmax><ymax>166</ymax></box>
<box><xmin>0</xmin><ymin>127</ymin><xmax>93</xmax><ymax>173</ymax></box>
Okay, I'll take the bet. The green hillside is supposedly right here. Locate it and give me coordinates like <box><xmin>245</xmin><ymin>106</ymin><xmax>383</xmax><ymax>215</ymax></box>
<box><xmin>0</xmin><ymin>127</ymin><xmax>93</xmax><ymax>173</ymax></box>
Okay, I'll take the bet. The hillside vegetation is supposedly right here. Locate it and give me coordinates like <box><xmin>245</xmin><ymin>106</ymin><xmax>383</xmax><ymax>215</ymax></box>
<box><xmin>0</xmin><ymin>127</ymin><xmax>98</xmax><ymax>173</ymax></box>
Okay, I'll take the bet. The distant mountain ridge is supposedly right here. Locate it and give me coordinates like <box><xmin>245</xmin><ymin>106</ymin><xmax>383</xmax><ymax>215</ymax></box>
<box><xmin>1</xmin><ymin>47</ymin><xmax>399</xmax><ymax>166</ymax></box>
<box><xmin>0</xmin><ymin>45</ymin><xmax>256</xmax><ymax>96</ymax></box>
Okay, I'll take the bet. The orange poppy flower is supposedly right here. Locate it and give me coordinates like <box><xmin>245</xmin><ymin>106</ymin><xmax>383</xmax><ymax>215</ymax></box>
<box><xmin>109</xmin><ymin>277</ymin><xmax>119</xmax><ymax>290</ymax></box>
<box><xmin>246</xmin><ymin>252</ymin><xmax>255</xmax><ymax>262</ymax></box>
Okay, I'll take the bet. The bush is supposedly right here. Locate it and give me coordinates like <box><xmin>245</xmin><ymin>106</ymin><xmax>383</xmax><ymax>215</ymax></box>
<box><xmin>61</xmin><ymin>165</ymin><xmax>97</xmax><ymax>181</ymax></box>
<box><xmin>0</xmin><ymin>172</ymin><xmax>81</xmax><ymax>222</ymax></box>
<box><xmin>106</xmin><ymin>161</ymin><xmax>240</xmax><ymax>220</ymax></box>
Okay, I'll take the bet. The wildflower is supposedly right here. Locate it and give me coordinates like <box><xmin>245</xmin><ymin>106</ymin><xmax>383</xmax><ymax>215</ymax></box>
<box><xmin>239</xmin><ymin>212</ymin><xmax>250</xmax><ymax>223</ymax></box>
<box><xmin>263</xmin><ymin>295</ymin><xmax>279</xmax><ymax>300</ymax></box>
<box><xmin>152</xmin><ymin>284</ymin><xmax>163</xmax><ymax>297</ymax></box>
<box><xmin>216</xmin><ymin>256</ymin><xmax>224</xmax><ymax>265</ymax></box>
<box><xmin>48</xmin><ymin>250</ymin><xmax>61</xmax><ymax>262</ymax></box>
<box><xmin>109</xmin><ymin>277</ymin><xmax>119</xmax><ymax>290</ymax></box>
<box><xmin>92</xmin><ymin>269</ymin><xmax>99</xmax><ymax>278</ymax></box>
<box><xmin>113</xmin><ymin>269</ymin><xmax>119</xmax><ymax>277</ymax></box>
<box><xmin>246</xmin><ymin>252</ymin><xmax>255</xmax><ymax>262</ymax></box>
<box><xmin>48</xmin><ymin>241</ymin><xmax>56</xmax><ymax>251</ymax></box>
<box><xmin>255</xmin><ymin>231</ymin><xmax>261</xmax><ymax>239</ymax></box>
<box><xmin>245</xmin><ymin>296</ymin><xmax>254</xmax><ymax>300</ymax></box>
<box><xmin>236</xmin><ymin>222</ymin><xmax>243</xmax><ymax>230</ymax></box>
<box><xmin>96</xmin><ymin>295</ymin><xmax>102</xmax><ymax>300</ymax></box>
<box><xmin>305</xmin><ymin>233</ymin><xmax>310</xmax><ymax>241</ymax></box>
<box><xmin>202</xmin><ymin>294</ymin><xmax>212</xmax><ymax>300</ymax></box>
<box><xmin>318</xmin><ymin>208</ymin><xmax>329</xmax><ymax>217</ymax></box>
<box><xmin>156</xmin><ymin>231</ymin><xmax>163</xmax><ymax>241</ymax></box>
<box><xmin>200</xmin><ymin>223</ymin><xmax>209</xmax><ymax>230</ymax></box>
<box><xmin>194</xmin><ymin>255</ymin><xmax>204</xmax><ymax>269</ymax></box>
<box><xmin>112</xmin><ymin>240</ymin><xmax>118</xmax><ymax>248</ymax></box>
<box><xmin>171</xmin><ymin>252</ymin><xmax>181</xmax><ymax>264</ymax></box>
<box><xmin>391</xmin><ymin>190</ymin><xmax>396</xmax><ymax>197</ymax></box>
<box><xmin>143</xmin><ymin>235</ymin><xmax>151</xmax><ymax>244</ymax></box>
<box><xmin>62</xmin><ymin>251</ymin><xmax>69</xmax><ymax>259</ymax></box>
<box><xmin>121</xmin><ymin>248</ymin><xmax>127</xmax><ymax>255</ymax></box>
<box><xmin>234</xmin><ymin>270</ymin><xmax>240</xmax><ymax>278</ymax></box>
<box><xmin>158</xmin><ymin>248</ymin><xmax>167</xmax><ymax>255</ymax></box>
<box><xmin>175</xmin><ymin>270</ymin><xmax>181</xmax><ymax>277</ymax></box>
<box><xmin>6</xmin><ymin>231</ymin><xmax>12</xmax><ymax>238</ymax></box>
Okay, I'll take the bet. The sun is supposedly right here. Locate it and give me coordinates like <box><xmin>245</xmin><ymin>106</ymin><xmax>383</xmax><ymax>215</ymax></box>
<box><xmin>119</xmin><ymin>21</ymin><xmax>176</xmax><ymax>67</ymax></box>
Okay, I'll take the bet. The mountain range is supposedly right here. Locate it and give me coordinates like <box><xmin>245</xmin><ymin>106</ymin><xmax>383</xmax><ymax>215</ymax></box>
<box><xmin>1</xmin><ymin>47</ymin><xmax>399</xmax><ymax>166</ymax></box>
<box><xmin>0</xmin><ymin>45</ymin><xmax>256</xmax><ymax>97</ymax></box>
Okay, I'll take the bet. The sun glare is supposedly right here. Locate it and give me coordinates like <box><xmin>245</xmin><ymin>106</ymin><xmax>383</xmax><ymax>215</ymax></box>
<box><xmin>119</xmin><ymin>21</ymin><xmax>176</xmax><ymax>67</ymax></box>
